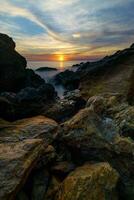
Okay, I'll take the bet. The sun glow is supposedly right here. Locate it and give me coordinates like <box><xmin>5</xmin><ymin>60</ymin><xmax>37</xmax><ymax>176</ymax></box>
<box><xmin>59</xmin><ymin>55</ymin><xmax>64</xmax><ymax>61</ymax></box>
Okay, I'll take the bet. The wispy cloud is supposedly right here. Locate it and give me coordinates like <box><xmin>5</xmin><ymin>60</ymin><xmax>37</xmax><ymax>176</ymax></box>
<box><xmin>0</xmin><ymin>0</ymin><xmax>134</xmax><ymax>60</ymax></box>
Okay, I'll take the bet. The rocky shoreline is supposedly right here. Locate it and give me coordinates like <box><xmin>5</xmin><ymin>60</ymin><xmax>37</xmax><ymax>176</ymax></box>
<box><xmin>0</xmin><ymin>33</ymin><xmax>134</xmax><ymax>200</ymax></box>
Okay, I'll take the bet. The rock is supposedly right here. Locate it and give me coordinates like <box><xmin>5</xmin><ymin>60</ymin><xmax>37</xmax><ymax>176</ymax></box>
<box><xmin>51</xmin><ymin>161</ymin><xmax>75</xmax><ymax>180</ymax></box>
<box><xmin>44</xmin><ymin>90</ymin><xmax>86</xmax><ymax>122</ymax></box>
<box><xmin>108</xmin><ymin>103</ymin><xmax>134</xmax><ymax>140</ymax></box>
<box><xmin>24</xmin><ymin>69</ymin><xmax>45</xmax><ymax>89</ymax></box>
<box><xmin>60</xmin><ymin>108</ymin><xmax>118</xmax><ymax>152</ymax></box>
<box><xmin>127</xmin><ymin>70</ymin><xmax>134</xmax><ymax>105</ymax></box>
<box><xmin>54</xmin><ymin>70</ymin><xmax>80</xmax><ymax>90</ymax></box>
<box><xmin>121</xmin><ymin>122</ymin><xmax>134</xmax><ymax>140</ymax></box>
<box><xmin>0</xmin><ymin>138</ymin><xmax>45</xmax><ymax>200</ymax></box>
<box><xmin>0</xmin><ymin>116</ymin><xmax>58</xmax><ymax>199</ymax></box>
<box><xmin>58</xmin><ymin>107</ymin><xmax>134</xmax><ymax>198</ymax></box>
<box><xmin>45</xmin><ymin>176</ymin><xmax>61</xmax><ymax>200</ymax></box>
<box><xmin>37</xmin><ymin>84</ymin><xmax>57</xmax><ymax>101</ymax></box>
<box><xmin>0</xmin><ymin>33</ymin><xmax>46</xmax><ymax>92</ymax></box>
<box><xmin>0</xmin><ymin>84</ymin><xmax>57</xmax><ymax>121</ymax></box>
<box><xmin>130</xmin><ymin>43</ymin><xmax>134</xmax><ymax>48</ymax></box>
<box><xmin>0</xmin><ymin>115</ymin><xmax>58</xmax><ymax>144</ymax></box>
<box><xmin>39</xmin><ymin>145</ymin><xmax>56</xmax><ymax>167</ymax></box>
<box><xmin>16</xmin><ymin>87</ymin><xmax>40</xmax><ymax>102</ymax></box>
<box><xmin>31</xmin><ymin>169</ymin><xmax>50</xmax><ymax>200</ymax></box>
<box><xmin>16</xmin><ymin>190</ymin><xmax>29</xmax><ymax>200</ymax></box>
<box><xmin>0</xmin><ymin>96</ymin><xmax>15</xmax><ymax>120</ymax></box>
<box><xmin>16</xmin><ymin>84</ymin><xmax>56</xmax><ymax>103</ymax></box>
<box><xmin>0</xmin><ymin>33</ymin><xmax>26</xmax><ymax>92</ymax></box>
<box><xmin>54</xmin><ymin>162</ymin><xmax>119</xmax><ymax>200</ymax></box>
<box><xmin>36</xmin><ymin>67</ymin><xmax>57</xmax><ymax>72</ymax></box>
<box><xmin>86</xmin><ymin>95</ymin><xmax>105</xmax><ymax>114</ymax></box>
<box><xmin>77</xmin><ymin>43</ymin><xmax>134</xmax><ymax>98</ymax></box>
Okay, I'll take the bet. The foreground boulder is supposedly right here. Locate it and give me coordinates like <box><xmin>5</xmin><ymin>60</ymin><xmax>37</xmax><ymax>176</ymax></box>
<box><xmin>0</xmin><ymin>138</ymin><xmax>45</xmax><ymax>200</ymax></box>
<box><xmin>58</xmin><ymin>107</ymin><xmax>134</xmax><ymax>198</ymax></box>
<box><xmin>55</xmin><ymin>162</ymin><xmax>119</xmax><ymax>200</ymax></box>
<box><xmin>0</xmin><ymin>33</ymin><xmax>45</xmax><ymax>92</ymax></box>
<box><xmin>0</xmin><ymin>115</ymin><xmax>59</xmax><ymax>200</ymax></box>
<box><xmin>0</xmin><ymin>115</ymin><xmax>58</xmax><ymax>144</ymax></box>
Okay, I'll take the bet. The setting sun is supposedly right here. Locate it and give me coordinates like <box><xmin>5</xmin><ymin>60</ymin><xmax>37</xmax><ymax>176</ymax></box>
<box><xmin>59</xmin><ymin>55</ymin><xmax>64</xmax><ymax>61</ymax></box>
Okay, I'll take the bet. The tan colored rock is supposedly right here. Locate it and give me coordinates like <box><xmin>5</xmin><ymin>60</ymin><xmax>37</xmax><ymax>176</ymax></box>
<box><xmin>0</xmin><ymin>115</ymin><xmax>58</xmax><ymax>144</ymax></box>
<box><xmin>59</xmin><ymin>107</ymin><xmax>134</xmax><ymax>198</ymax></box>
<box><xmin>0</xmin><ymin>138</ymin><xmax>45</xmax><ymax>200</ymax></box>
<box><xmin>55</xmin><ymin>162</ymin><xmax>119</xmax><ymax>200</ymax></box>
<box><xmin>61</xmin><ymin>107</ymin><xmax>118</xmax><ymax>149</ymax></box>
<box><xmin>86</xmin><ymin>96</ymin><xmax>105</xmax><ymax>114</ymax></box>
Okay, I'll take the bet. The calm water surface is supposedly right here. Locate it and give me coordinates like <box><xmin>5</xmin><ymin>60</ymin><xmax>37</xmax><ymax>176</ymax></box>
<box><xmin>27</xmin><ymin>60</ymin><xmax>86</xmax><ymax>71</ymax></box>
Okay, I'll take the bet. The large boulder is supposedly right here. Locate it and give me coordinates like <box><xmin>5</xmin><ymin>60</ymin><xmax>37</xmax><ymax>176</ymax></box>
<box><xmin>0</xmin><ymin>115</ymin><xmax>58</xmax><ymax>144</ymax></box>
<box><xmin>0</xmin><ymin>138</ymin><xmax>45</xmax><ymax>200</ymax></box>
<box><xmin>58</xmin><ymin>107</ymin><xmax>134</xmax><ymax>198</ymax></box>
<box><xmin>0</xmin><ymin>85</ymin><xmax>57</xmax><ymax>121</ymax></box>
<box><xmin>0</xmin><ymin>33</ymin><xmax>45</xmax><ymax>92</ymax></box>
<box><xmin>0</xmin><ymin>33</ymin><xmax>26</xmax><ymax>92</ymax></box>
<box><xmin>54</xmin><ymin>162</ymin><xmax>119</xmax><ymax>200</ymax></box>
<box><xmin>77</xmin><ymin>43</ymin><xmax>134</xmax><ymax>99</ymax></box>
<box><xmin>0</xmin><ymin>115</ymin><xmax>59</xmax><ymax>199</ymax></box>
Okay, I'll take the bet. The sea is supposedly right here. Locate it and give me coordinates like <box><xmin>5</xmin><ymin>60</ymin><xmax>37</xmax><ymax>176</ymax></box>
<box><xmin>27</xmin><ymin>60</ymin><xmax>85</xmax><ymax>71</ymax></box>
<box><xmin>27</xmin><ymin>60</ymin><xmax>87</xmax><ymax>98</ymax></box>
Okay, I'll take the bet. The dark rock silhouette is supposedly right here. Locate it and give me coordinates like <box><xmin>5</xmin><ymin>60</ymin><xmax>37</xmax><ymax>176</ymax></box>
<box><xmin>0</xmin><ymin>84</ymin><xmax>57</xmax><ymax>121</ymax></box>
<box><xmin>36</xmin><ymin>67</ymin><xmax>57</xmax><ymax>71</ymax></box>
<box><xmin>75</xmin><ymin>44</ymin><xmax>134</xmax><ymax>101</ymax></box>
<box><xmin>54</xmin><ymin>70</ymin><xmax>80</xmax><ymax>90</ymax></box>
<box><xmin>0</xmin><ymin>33</ymin><xmax>44</xmax><ymax>92</ymax></box>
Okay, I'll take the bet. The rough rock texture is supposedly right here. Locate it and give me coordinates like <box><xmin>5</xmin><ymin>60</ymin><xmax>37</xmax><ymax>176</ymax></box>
<box><xmin>77</xmin><ymin>44</ymin><xmax>134</xmax><ymax>99</ymax></box>
<box><xmin>55</xmin><ymin>162</ymin><xmax>119</xmax><ymax>200</ymax></box>
<box><xmin>127</xmin><ymin>70</ymin><xmax>134</xmax><ymax>105</ymax></box>
<box><xmin>44</xmin><ymin>90</ymin><xmax>86</xmax><ymax>122</ymax></box>
<box><xmin>86</xmin><ymin>95</ymin><xmax>106</xmax><ymax>114</ymax></box>
<box><xmin>0</xmin><ymin>115</ymin><xmax>58</xmax><ymax>144</ymax></box>
<box><xmin>0</xmin><ymin>138</ymin><xmax>45</xmax><ymax>200</ymax></box>
<box><xmin>107</xmin><ymin>102</ymin><xmax>134</xmax><ymax>140</ymax></box>
<box><xmin>58</xmin><ymin>107</ymin><xmax>134</xmax><ymax>198</ymax></box>
<box><xmin>0</xmin><ymin>115</ymin><xmax>59</xmax><ymax>200</ymax></box>
<box><xmin>0</xmin><ymin>33</ymin><xmax>45</xmax><ymax>92</ymax></box>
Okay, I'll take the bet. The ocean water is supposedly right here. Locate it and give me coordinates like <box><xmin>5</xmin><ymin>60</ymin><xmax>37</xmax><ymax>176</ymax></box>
<box><xmin>27</xmin><ymin>60</ymin><xmax>86</xmax><ymax>98</ymax></box>
<box><xmin>27</xmin><ymin>60</ymin><xmax>84</xmax><ymax>71</ymax></box>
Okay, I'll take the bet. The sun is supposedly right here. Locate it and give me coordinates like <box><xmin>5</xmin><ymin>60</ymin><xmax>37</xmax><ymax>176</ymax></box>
<box><xmin>59</xmin><ymin>55</ymin><xmax>64</xmax><ymax>61</ymax></box>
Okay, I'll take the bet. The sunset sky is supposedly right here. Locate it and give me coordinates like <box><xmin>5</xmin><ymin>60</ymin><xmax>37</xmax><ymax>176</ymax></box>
<box><xmin>0</xmin><ymin>0</ymin><xmax>134</xmax><ymax>61</ymax></box>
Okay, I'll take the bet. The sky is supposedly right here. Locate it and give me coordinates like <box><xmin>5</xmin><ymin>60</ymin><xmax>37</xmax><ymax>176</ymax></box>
<box><xmin>0</xmin><ymin>0</ymin><xmax>134</xmax><ymax>61</ymax></box>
